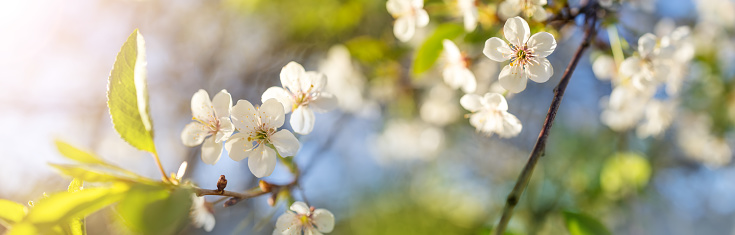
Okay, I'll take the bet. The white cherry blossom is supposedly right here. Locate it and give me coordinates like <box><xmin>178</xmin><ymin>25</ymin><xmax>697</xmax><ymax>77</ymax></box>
<box><xmin>442</xmin><ymin>39</ymin><xmax>477</xmax><ymax>93</ymax></box>
<box><xmin>387</xmin><ymin>0</ymin><xmax>430</xmax><ymax>42</ymax></box>
<box><xmin>498</xmin><ymin>0</ymin><xmax>548</xmax><ymax>22</ymax></box>
<box><xmin>483</xmin><ymin>16</ymin><xmax>556</xmax><ymax>93</ymax></box>
<box><xmin>600</xmin><ymin>83</ymin><xmax>654</xmax><ymax>131</ymax></box>
<box><xmin>619</xmin><ymin>33</ymin><xmax>670</xmax><ymax>90</ymax></box>
<box><xmin>262</xmin><ymin>61</ymin><xmax>337</xmax><ymax>135</ymax></box>
<box><xmin>677</xmin><ymin>113</ymin><xmax>733</xmax><ymax>167</ymax></box>
<box><xmin>319</xmin><ymin>45</ymin><xmax>368</xmax><ymax>114</ymax></box>
<box><xmin>460</xmin><ymin>93</ymin><xmax>522</xmax><ymax>138</ymax></box>
<box><xmin>226</xmin><ymin>99</ymin><xmax>300</xmax><ymax>178</ymax></box>
<box><xmin>373</xmin><ymin>120</ymin><xmax>445</xmax><ymax>164</ymax></box>
<box><xmin>636</xmin><ymin>100</ymin><xmax>676</xmax><ymax>138</ymax></box>
<box><xmin>181</xmin><ymin>89</ymin><xmax>234</xmax><ymax>165</ymax></box>
<box><xmin>274</xmin><ymin>201</ymin><xmax>334</xmax><ymax>235</ymax></box>
<box><xmin>457</xmin><ymin>0</ymin><xmax>478</xmax><ymax>31</ymax></box>
<box><xmin>190</xmin><ymin>194</ymin><xmax>215</xmax><ymax>232</ymax></box>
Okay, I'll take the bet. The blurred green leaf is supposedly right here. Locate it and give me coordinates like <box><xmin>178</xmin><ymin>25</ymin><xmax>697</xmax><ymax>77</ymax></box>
<box><xmin>0</xmin><ymin>199</ymin><xmax>27</xmax><ymax>226</ymax></box>
<box><xmin>600</xmin><ymin>152</ymin><xmax>651</xmax><ymax>198</ymax></box>
<box><xmin>50</xmin><ymin>164</ymin><xmax>125</xmax><ymax>183</ymax></box>
<box><xmin>346</xmin><ymin>36</ymin><xmax>389</xmax><ymax>64</ymax></box>
<box><xmin>115</xmin><ymin>184</ymin><xmax>193</xmax><ymax>235</ymax></box>
<box><xmin>107</xmin><ymin>29</ymin><xmax>156</xmax><ymax>154</ymax></box>
<box><xmin>412</xmin><ymin>24</ymin><xmax>464</xmax><ymax>76</ymax></box>
<box><xmin>66</xmin><ymin>179</ymin><xmax>86</xmax><ymax>235</ymax></box>
<box><xmin>55</xmin><ymin>140</ymin><xmax>108</xmax><ymax>165</ymax></box>
<box><xmin>563</xmin><ymin>211</ymin><xmax>611</xmax><ymax>235</ymax></box>
<box><xmin>21</xmin><ymin>183</ymin><xmax>129</xmax><ymax>228</ymax></box>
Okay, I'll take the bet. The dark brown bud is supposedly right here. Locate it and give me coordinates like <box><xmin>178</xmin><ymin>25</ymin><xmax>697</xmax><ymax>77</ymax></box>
<box><xmin>224</xmin><ymin>197</ymin><xmax>241</xmax><ymax>207</ymax></box>
<box><xmin>216</xmin><ymin>175</ymin><xmax>227</xmax><ymax>193</ymax></box>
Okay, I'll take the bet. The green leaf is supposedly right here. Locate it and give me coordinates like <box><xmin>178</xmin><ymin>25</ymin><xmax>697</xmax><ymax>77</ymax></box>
<box><xmin>563</xmin><ymin>211</ymin><xmax>611</xmax><ymax>235</ymax></box>
<box><xmin>107</xmin><ymin>29</ymin><xmax>156</xmax><ymax>154</ymax></box>
<box><xmin>412</xmin><ymin>24</ymin><xmax>464</xmax><ymax>76</ymax></box>
<box><xmin>50</xmin><ymin>164</ymin><xmax>125</xmax><ymax>183</ymax></box>
<box><xmin>600</xmin><ymin>152</ymin><xmax>651</xmax><ymax>198</ymax></box>
<box><xmin>55</xmin><ymin>140</ymin><xmax>108</xmax><ymax>165</ymax></box>
<box><xmin>66</xmin><ymin>179</ymin><xmax>86</xmax><ymax>235</ymax></box>
<box><xmin>0</xmin><ymin>199</ymin><xmax>27</xmax><ymax>226</ymax></box>
<box><xmin>116</xmin><ymin>184</ymin><xmax>193</xmax><ymax>234</ymax></box>
<box><xmin>23</xmin><ymin>183</ymin><xmax>130</xmax><ymax>228</ymax></box>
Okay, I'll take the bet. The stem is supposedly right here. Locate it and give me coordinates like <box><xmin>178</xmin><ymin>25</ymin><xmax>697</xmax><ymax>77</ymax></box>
<box><xmin>493</xmin><ymin>10</ymin><xmax>598</xmax><ymax>235</ymax></box>
<box><xmin>152</xmin><ymin>152</ymin><xmax>169</xmax><ymax>182</ymax></box>
<box><xmin>195</xmin><ymin>186</ymin><xmax>267</xmax><ymax>199</ymax></box>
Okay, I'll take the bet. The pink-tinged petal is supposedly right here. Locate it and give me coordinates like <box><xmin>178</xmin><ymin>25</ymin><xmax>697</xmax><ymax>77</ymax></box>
<box><xmin>274</xmin><ymin>212</ymin><xmax>301</xmax><ymax>235</ymax></box>
<box><xmin>526</xmin><ymin>57</ymin><xmax>553</xmax><ymax>83</ymax></box>
<box><xmin>498</xmin><ymin>65</ymin><xmax>527</xmax><ymax>93</ymax></box>
<box><xmin>527</xmin><ymin>32</ymin><xmax>556</xmax><ymax>58</ymax></box>
<box><xmin>280</xmin><ymin>62</ymin><xmax>307</xmax><ymax>93</ymax></box>
<box><xmin>291</xmin><ymin>106</ymin><xmax>316</xmax><ymax>135</ymax></box>
<box><xmin>181</xmin><ymin>122</ymin><xmax>209</xmax><ymax>147</ymax></box>
<box><xmin>498</xmin><ymin>111</ymin><xmax>522</xmax><ymax>138</ymax></box>
<box><xmin>312</xmin><ymin>209</ymin><xmax>335</xmax><ymax>233</ymax></box>
<box><xmin>270</xmin><ymin>129</ymin><xmax>300</xmax><ymax>157</ymax></box>
<box><xmin>213</xmin><ymin>117</ymin><xmax>235</xmax><ymax>143</ymax></box>
<box><xmin>201</xmin><ymin>137</ymin><xmax>222</xmax><ymax>165</ymax></box>
<box><xmin>191</xmin><ymin>89</ymin><xmax>214</xmax><ymax>122</ymax></box>
<box><xmin>638</xmin><ymin>33</ymin><xmax>657</xmax><ymax>58</ymax></box>
<box><xmin>415</xmin><ymin>9</ymin><xmax>429</xmax><ymax>27</ymax></box>
<box><xmin>231</xmin><ymin>99</ymin><xmax>259</xmax><ymax>132</ymax></box>
<box><xmin>248</xmin><ymin>145</ymin><xmax>276</xmax><ymax>178</ymax></box>
<box><xmin>212</xmin><ymin>89</ymin><xmax>232</xmax><ymax>119</ymax></box>
<box><xmin>483</xmin><ymin>93</ymin><xmax>508</xmax><ymax>111</ymax></box>
<box><xmin>460</xmin><ymin>94</ymin><xmax>483</xmax><ymax>112</ymax></box>
<box><xmin>483</xmin><ymin>37</ymin><xmax>512</xmax><ymax>62</ymax></box>
<box><xmin>394</xmin><ymin>16</ymin><xmax>416</xmax><ymax>42</ymax></box>
<box><xmin>503</xmin><ymin>16</ymin><xmax>530</xmax><ymax>46</ymax></box>
<box><xmin>225</xmin><ymin>133</ymin><xmax>253</xmax><ymax>161</ymax></box>
<box><xmin>260</xmin><ymin>99</ymin><xmax>287</xmax><ymax>129</ymax></box>
<box><xmin>262</xmin><ymin>86</ymin><xmax>293</xmax><ymax>114</ymax></box>
<box><xmin>290</xmin><ymin>201</ymin><xmax>311</xmax><ymax>214</ymax></box>
<box><xmin>310</xmin><ymin>93</ymin><xmax>337</xmax><ymax>112</ymax></box>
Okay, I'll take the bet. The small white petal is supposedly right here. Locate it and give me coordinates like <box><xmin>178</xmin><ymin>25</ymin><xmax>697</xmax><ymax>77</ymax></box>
<box><xmin>411</xmin><ymin>0</ymin><xmax>424</xmax><ymax>8</ymax></box>
<box><xmin>312</xmin><ymin>209</ymin><xmax>335</xmax><ymax>233</ymax></box>
<box><xmin>498</xmin><ymin>111</ymin><xmax>522</xmax><ymax>138</ymax></box>
<box><xmin>638</xmin><ymin>33</ymin><xmax>657</xmax><ymax>58</ymax></box>
<box><xmin>498</xmin><ymin>65</ymin><xmax>527</xmax><ymax>93</ymax></box>
<box><xmin>201</xmin><ymin>137</ymin><xmax>222</xmax><ymax>165</ymax></box>
<box><xmin>212</xmin><ymin>89</ymin><xmax>232</xmax><ymax>119</ymax></box>
<box><xmin>303</xmin><ymin>71</ymin><xmax>328</xmax><ymax>92</ymax></box>
<box><xmin>527</xmin><ymin>32</ymin><xmax>556</xmax><ymax>58</ymax></box>
<box><xmin>526</xmin><ymin>57</ymin><xmax>553</xmax><ymax>83</ymax></box>
<box><xmin>503</xmin><ymin>16</ymin><xmax>531</xmax><ymax>46</ymax></box>
<box><xmin>262</xmin><ymin>87</ymin><xmax>293</xmax><ymax>114</ymax></box>
<box><xmin>483</xmin><ymin>37</ymin><xmax>512</xmax><ymax>62</ymax></box>
<box><xmin>274</xmin><ymin>213</ymin><xmax>301</xmax><ymax>235</ymax></box>
<box><xmin>191</xmin><ymin>89</ymin><xmax>214</xmax><ymax>123</ymax></box>
<box><xmin>291</xmin><ymin>106</ymin><xmax>316</xmax><ymax>135</ymax></box>
<box><xmin>415</xmin><ymin>9</ymin><xmax>430</xmax><ymax>27</ymax></box>
<box><xmin>203</xmin><ymin>214</ymin><xmax>215</xmax><ymax>232</ymax></box>
<box><xmin>305</xmin><ymin>227</ymin><xmax>323</xmax><ymax>235</ymax></box>
<box><xmin>248</xmin><ymin>145</ymin><xmax>277</xmax><ymax>178</ymax></box>
<box><xmin>181</xmin><ymin>122</ymin><xmax>209</xmax><ymax>147</ymax></box>
<box><xmin>483</xmin><ymin>93</ymin><xmax>508</xmax><ymax>111</ymax></box>
<box><xmin>458</xmin><ymin>68</ymin><xmax>477</xmax><ymax>93</ymax></box>
<box><xmin>270</xmin><ymin>129</ymin><xmax>300</xmax><ymax>157</ymax></box>
<box><xmin>176</xmin><ymin>161</ymin><xmax>187</xmax><ymax>180</ymax></box>
<box><xmin>311</xmin><ymin>93</ymin><xmax>338</xmax><ymax>112</ymax></box>
<box><xmin>619</xmin><ymin>57</ymin><xmax>642</xmax><ymax>78</ymax></box>
<box><xmin>290</xmin><ymin>201</ymin><xmax>311</xmax><ymax>215</ymax></box>
<box><xmin>280</xmin><ymin>62</ymin><xmax>307</xmax><ymax>93</ymax></box>
<box><xmin>530</xmin><ymin>6</ymin><xmax>548</xmax><ymax>21</ymax></box>
<box><xmin>394</xmin><ymin>16</ymin><xmax>416</xmax><ymax>42</ymax></box>
<box><xmin>592</xmin><ymin>55</ymin><xmax>615</xmax><ymax>80</ymax></box>
<box><xmin>225</xmin><ymin>133</ymin><xmax>254</xmax><ymax>161</ymax></box>
<box><xmin>386</xmin><ymin>0</ymin><xmax>407</xmax><ymax>16</ymax></box>
<box><xmin>463</xmin><ymin>8</ymin><xmax>478</xmax><ymax>31</ymax></box>
<box><xmin>260</xmin><ymin>99</ymin><xmax>287</xmax><ymax>129</ymax></box>
<box><xmin>443</xmin><ymin>39</ymin><xmax>462</xmax><ymax>61</ymax></box>
<box><xmin>460</xmin><ymin>94</ymin><xmax>483</xmax><ymax>112</ymax></box>
<box><xmin>498</xmin><ymin>0</ymin><xmax>521</xmax><ymax>19</ymax></box>
<box><xmin>231</xmin><ymin>100</ymin><xmax>259</xmax><ymax>132</ymax></box>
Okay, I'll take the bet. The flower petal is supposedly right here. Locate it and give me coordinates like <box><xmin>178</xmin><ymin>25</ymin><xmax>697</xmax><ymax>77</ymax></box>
<box><xmin>443</xmin><ymin>39</ymin><xmax>462</xmax><ymax>62</ymax></box>
<box><xmin>304</xmin><ymin>227</ymin><xmax>323</xmax><ymax>235</ymax></box>
<box><xmin>530</xmin><ymin>5</ymin><xmax>548</xmax><ymax>21</ymax></box>
<box><xmin>291</xmin><ymin>106</ymin><xmax>316</xmax><ymax>135</ymax></box>
<box><xmin>310</xmin><ymin>92</ymin><xmax>338</xmax><ymax>112</ymax></box>
<box><xmin>201</xmin><ymin>137</ymin><xmax>222</xmax><ymax>165</ymax></box>
<box><xmin>460</xmin><ymin>94</ymin><xmax>483</xmax><ymax>112</ymax></box>
<box><xmin>248</xmin><ymin>145</ymin><xmax>276</xmax><ymax>178</ymax></box>
<box><xmin>498</xmin><ymin>111</ymin><xmax>522</xmax><ymax>138</ymax></box>
<box><xmin>280</xmin><ymin>61</ymin><xmax>307</xmax><ymax>93</ymax></box>
<box><xmin>386</xmin><ymin>0</ymin><xmax>408</xmax><ymax>16</ymax></box>
<box><xmin>415</xmin><ymin>9</ymin><xmax>430</xmax><ymax>27</ymax></box>
<box><xmin>191</xmin><ymin>89</ymin><xmax>214</xmax><ymax>122</ymax></box>
<box><xmin>483</xmin><ymin>93</ymin><xmax>508</xmax><ymax>111</ymax></box>
<box><xmin>231</xmin><ymin>99</ymin><xmax>259</xmax><ymax>132</ymax></box>
<box><xmin>270</xmin><ymin>129</ymin><xmax>300</xmax><ymax>157</ymax></box>
<box><xmin>498</xmin><ymin>65</ymin><xmax>527</xmax><ymax>93</ymax></box>
<box><xmin>458</xmin><ymin>68</ymin><xmax>477</xmax><ymax>93</ymax></box>
<box><xmin>213</xmin><ymin>117</ymin><xmax>235</xmax><ymax>143</ymax></box>
<box><xmin>303</xmin><ymin>71</ymin><xmax>328</xmax><ymax>92</ymax></box>
<box><xmin>503</xmin><ymin>16</ymin><xmax>530</xmax><ymax>46</ymax></box>
<box><xmin>274</xmin><ymin>212</ymin><xmax>301</xmax><ymax>235</ymax></box>
<box><xmin>498</xmin><ymin>0</ymin><xmax>521</xmax><ymax>19</ymax></box>
<box><xmin>212</xmin><ymin>89</ymin><xmax>232</xmax><ymax>119</ymax></box>
<box><xmin>312</xmin><ymin>209</ymin><xmax>335</xmax><ymax>233</ymax></box>
<box><xmin>619</xmin><ymin>57</ymin><xmax>642</xmax><ymax>78</ymax></box>
<box><xmin>463</xmin><ymin>8</ymin><xmax>478</xmax><ymax>31</ymax></box>
<box><xmin>526</xmin><ymin>57</ymin><xmax>553</xmax><ymax>83</ymax></box>
<box><xmin>181</xmin><ymin>122</ymin><xmax>209</xmax><ymax>147</ymax></box>
<box><xmin>394</xmin><ymin>16</ymin><xmax>416</xmax><ymax>42</ymax></box>
<box><xmin>290</xmin><ymin>201</ymin><xmax>310</xmax><ymax>215</ymax></box>
<box><xmin>483</xmin><ymin>37</ymin><xmax>512</xmax><ymax>62</ymax></box>
<box><xmin>527</xmin><ymin>32</ymin><xmax>556</xmax><ymax>58</ymax></box>
<box><xmin>260</xmin><ymin>99</ymin><xmax>287</xmax><ymax>129</ymax></box>
<box><xmin>638</xmin><ymin>33</ymin><xmax>657</xmax><ymax>58</ymax></box>
<box><xmin>225</xmin><ymin>133</ymin><xmax>254</xmax><ymax>162</ymax></box>
<box><xmin>262</xmin><ymin>87</ymin><xmax>293</xmax><ymax>114</ymax></box>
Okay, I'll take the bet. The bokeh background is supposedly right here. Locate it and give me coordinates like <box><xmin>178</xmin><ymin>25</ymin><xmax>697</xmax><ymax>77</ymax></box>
<box><xmin>2</xmin><ymin>0</ymin><xmax>735</xmax><ymax>234</ymax></box>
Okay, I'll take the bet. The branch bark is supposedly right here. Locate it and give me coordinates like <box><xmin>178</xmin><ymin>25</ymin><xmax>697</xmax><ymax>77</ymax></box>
<box><xmin>493</xmin><ymin>8</ymin><xmax>598</xmax><ymax>235</ymax></box>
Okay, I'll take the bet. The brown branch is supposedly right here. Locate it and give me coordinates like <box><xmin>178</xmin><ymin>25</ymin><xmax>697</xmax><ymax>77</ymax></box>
<box><xmin>493</xmin><ymin>7</ymin><xmax>599</xmax><ymax>235</ymax></box>
<box><xmin>194</xmin><ymin>177</ymin><xmax>299</xmax><ymax>207</ymax></box>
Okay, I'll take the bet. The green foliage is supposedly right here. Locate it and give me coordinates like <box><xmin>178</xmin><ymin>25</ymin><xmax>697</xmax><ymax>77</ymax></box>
<box><xmin>600</xmin><ymin>152</ymin><xmax>651</xmax><ymax>199</ymax></box>
<box><xmin>563</xmin><ymin>211</ymin><xmax>611</xmax><ymax>235</ymax></box>
<box><xmin>0</xmin><ymin>199</ymin><xmax>27</xmax><ymax>226</ymax></box>
<box><xmin>107</xmin><ymin>29</ymin><xmax>157</xmax><ymax>154</ymax></box>
<box><xmin>115</xmin><ymin>184</ymin><xmax>193</xmax><ymax>235</ymax></box>
<box><xmin>50</xmin><ymin>164</ymin><xmax>126</xmax><ymax>183</ymax></box>
<box><xmin>55</xmin><ymin>140</ymin><xmax>108</xmax><ymax>165</ymax></box>
<box><xmin>346</xmin><ymin>36</ymin><xmax>390</xmax><ymax>65</ymax></box>
<box><xmin>412</xmin><ymin>24</ymin><xmax>465</xmax><ymax>76</ymax></box>
<box><xmin>66</xmin><ymin>179</ymin><xmax>86</xmax><ymax>235</ymax></box>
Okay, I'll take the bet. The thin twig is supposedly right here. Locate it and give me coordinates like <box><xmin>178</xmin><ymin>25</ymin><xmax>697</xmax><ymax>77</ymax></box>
<box><xmin>493</xmin><ymin>7</ymin><xmax>598</xmax><ymax>235</ymax></box>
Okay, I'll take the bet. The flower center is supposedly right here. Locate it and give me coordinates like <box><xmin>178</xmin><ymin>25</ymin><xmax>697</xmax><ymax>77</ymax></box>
<box><xmin>289</xmin><ymin>85</ymin><xmax>318</xmax><ymax>110</ymax></box>
<box><xmin>509</xmin><ymin>44</ymin><xmax>535</xmax><ymax>69</ymax></box>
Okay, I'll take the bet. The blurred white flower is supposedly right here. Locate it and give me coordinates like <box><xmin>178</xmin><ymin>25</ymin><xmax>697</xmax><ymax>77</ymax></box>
<box><xmin>442</xmin><ymin>39</ymin><xmax>477</xmax><ymax>93</ymax></box>
<box><xmin>420</xmin><ymin>84</ymin><xmax>460</xmax><ymax>126</ymax></box>
<box><xmin>636</xmin><ymin>99</ymin><xmax>676</xmax><ymax>138</ymax></box>
<box><xmin>677</xmin><ymin>114</ymin><xmax>733</xmax><ymax>167</ymax></box>
<box><xmin>592</xmin><ymin>55</ymin><xmax>619</xmax><ymax>82</ymax></box>
<box><xmin>619</xmin><ymin>33</ymin><xmax>670</xmax><ymax>90</ymax></box>
<box><xmin>190</xmin><ymin>194</ymin><xmax>215</xmax><ymax>232</ymax></box>
<box><xmin>460</xmin><ymin>93</ymin><xmax>522</xmax><ymax>138</ymax></box>
<box><xmin>387</xmin><ymin>0</ymin><xmax>430</xmax><ymax>42</ymax></box>
<box><xmin>263</xmin><ymin>61</ymin><xmax>337</xmax><ymax>135</ymax></box>
<box><xmin>695</xmin><ymin>0</ymin><xmax>735</xmax><ymax>29</ymax></box>
<box><xmin>373</xmin><ymin>119</ymin><xmax>445</xmax><ymax>163</ymax></box>
<box><xmin>318</xmin><ymin>45</ymin><xmax>369</xmax><ymax>114</ymax></box>
<box><xmin>483</xmin><ymin>16</ymin><xmax>556</xmax><ymax>93</ymax></box>
<box><xmin>181</xmin><ymin>89</ymin><xmax>234</xmax><ymax>165</ymax></box>
<box><xmin>600</xmin><ymin>84</ymin><xmax>654</xmax><ymax>131</ymax></box>
<box><xmin>457</xmin><ymin>0</ymin><xmax>478</xmax><ymax>31</ymax></box>
<box><xmin>274</xmin><ymin>201</ymin><xmax>334</xmax><ymax>235</ymax></box>
<box><xmin>226</xmin><ymin>99</ymin><xmax>300</xmax><ymax>178</ymax></box>
<box><xmin>497</xmin><ymin>0</ymin><xmax>548</xmax><ymax>21</ymax></box>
